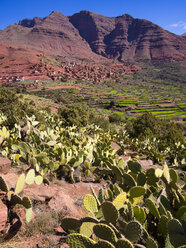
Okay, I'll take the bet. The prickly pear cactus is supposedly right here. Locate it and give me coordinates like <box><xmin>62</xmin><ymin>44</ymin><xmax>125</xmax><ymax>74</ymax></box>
<box><xmin>115</xmin><ymin>238</ymin><xmax>134</xmax><ymax>248</ymax></box>
<box><xmin>94</xmin><ymin>240</ymin><xmax>115</xmax><ymax>248</ymax></box>
<box><xmin>61</xmin><ymin>217</ymin><xmax>81</xmax><ymax>231</ymax></box>
<box><xmin>83</xmin><ymin>194</ymin><xmax>98</xmax><ymax>213</ymax></box>
<box><xmin>0</xmin><ymin>175</ymin><xmax>9</xmax><ymax>192</ymax></box>
<box><xmin>15</xmin><ymin>173</ymin><xmax>25</xmax><ymax>194</ymax></box>
<box><xmin>167</xmin><ymin>218</ymin><xmax>186</xmax><ymax>248</ymax></box>
<box><xmin>146</xmin><ymin>237</ymin><xmax>158</xmax><ymax>248</ymax></box>
<box><xmin>101</xmin><ymin>201</ymin><xmax>119</xmax><ymax>224</ymax></box>
<box><xmin>67</xmin><ymin>233</ymin><xmax>96</xmax><ymax>248</ymax></box>
<box><xmin>93</xmin><ymin>223</ymin><xmax>117</xmax><ymax>244</ymax></box>
<box><xmin>125</xmin><ymin>221</ymin><xmax>143</xmax><ymax>243</ymax></box>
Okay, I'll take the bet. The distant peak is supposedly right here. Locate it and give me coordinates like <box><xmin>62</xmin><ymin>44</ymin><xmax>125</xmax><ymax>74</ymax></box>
<box><xmin>120</xmin><ymin>13</ymin><xmax>134</xmax><ymax>19</ymax></box>
<box><xmin>49</xmin><ymin>11</ymin><xmax>64</xmax><ymax>17</ymax></box>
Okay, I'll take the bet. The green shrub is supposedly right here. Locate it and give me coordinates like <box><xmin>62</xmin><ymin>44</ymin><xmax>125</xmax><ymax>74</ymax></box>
<box><xmin>58</xmin><ymin>104</ymin><xmax>89</xmax><ymax>127</ymax></box>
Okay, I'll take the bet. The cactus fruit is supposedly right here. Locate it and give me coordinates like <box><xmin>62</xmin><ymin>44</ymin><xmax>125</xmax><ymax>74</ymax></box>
<box><xmin>15</xmin><ymin>173</ymin><xmax>25</xmax><ymax>194</ymax></box>
<box><xmin>67</xmin><ymin>233</ymin><xmax>96</xmax><ymax>248</ymax></box>
<box><xmin>146</xmin><ymin>198</ymin><xmax>160</xmax><ymax>220</ymax></box>
<box><xmin>115</xmin><ymin>238</ymin><xmax>134</xmax><ymax>248</ymax></box>
<box><xmin>167</xmin><ymin>219</ymin><xmax>186</xmax><ymax>248</ymax></box>
<box><xmin>61</xmin><ymin>217</ymin><xmax>81</xmax><ymax>231</ymax></box>
<box><xmin>125</xmin><ymin>221</ymin><xmax>143</xmax><ymax>243</ymax></box>
<box><xmin>146</xmin><ymin>237</ymin><xmax>158</xmax><ymax>248</ymax></box>
<box><xmin>93</xmin><ymin>223</ymin><xmax>117</xmax><ymax>244</ymax></box>
<box><xmin>113</xmin><ymin>192</ymin><xmax>127</xmax><ymax>210</ymax></box>
<box><xmin>83</xmin><ymin>194</ymin><xmax>98</xmax><ymax>213</ymax></box>
<box><xmin>0</xmin><ymin>175</ymin><xmax>9</xmax><ymax>192</ymax></box>
<box><xmin>102</xmin><ymin>201</ymin><xmax>119</xmax><ymax>224</ymax></box>
<box><xmin>129</xmin><ymin>186</ymin><xmax>146</xmax><ymax>199</ymax></box>
<box><xmin>25</xmin><ymin>169</ymin><xmax>35</xmax><ymax>185</ymax></box>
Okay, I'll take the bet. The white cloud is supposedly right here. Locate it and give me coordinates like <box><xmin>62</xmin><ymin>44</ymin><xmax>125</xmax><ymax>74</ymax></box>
<box><xmin>170</xmin><ymin>21</ymin><xmax>186</xmax><ymax>29</ymax></box>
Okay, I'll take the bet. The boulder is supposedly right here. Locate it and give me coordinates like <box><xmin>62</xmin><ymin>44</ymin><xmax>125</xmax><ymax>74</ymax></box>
<box><xmin>0</xmin><ymin>157</ymin><xmax>11</xmax><ymax>174</ymax></box>
<box><xmin>0</xmin><ymin>199</ymin><xmax>7</xmax><ymax>231</ymax></box>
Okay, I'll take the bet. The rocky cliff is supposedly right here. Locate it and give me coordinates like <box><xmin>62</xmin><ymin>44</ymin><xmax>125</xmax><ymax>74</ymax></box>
<box><xmin>0</xmin><ymin>10</ymin><xmax>186</xmax><ymax>61</ymax></box>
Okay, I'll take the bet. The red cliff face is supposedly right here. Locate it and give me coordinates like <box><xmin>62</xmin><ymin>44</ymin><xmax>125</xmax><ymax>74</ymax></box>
<box><xmin>70</xmin><ymin>12</ymin><xmax>186</xmax><ymax>61</ymax></box>
<box><xmin>0</xmin><ymin>10</ymin><xmax>186</xmax><ymax>61</ymax></box>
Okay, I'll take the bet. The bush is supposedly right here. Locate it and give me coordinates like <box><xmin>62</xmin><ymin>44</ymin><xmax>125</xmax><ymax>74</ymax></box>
<box><xmin>109</xmin><ymin>113</ymin><xmax>122</xmax><ymax>123</ymax></box>
<box><xmin>126</xmin><ymin>112</ymin><xmax>184</xmax><ymax>147</ymax></box>
<box><xmin>58</xmin><ymin>104</ymin><xmax>89</xmax><ymax>127</ymax></box>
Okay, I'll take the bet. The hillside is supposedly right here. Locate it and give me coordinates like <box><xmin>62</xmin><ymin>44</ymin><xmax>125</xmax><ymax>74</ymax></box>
<box><xmin>0</xmin><ymin>10</ymin><xmax>186</xmax><ymax>61</ymax></box>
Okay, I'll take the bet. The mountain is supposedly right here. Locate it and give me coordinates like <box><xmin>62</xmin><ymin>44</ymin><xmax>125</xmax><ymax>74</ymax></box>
<box><xmin>0</xmin><ymin>11</ymin><xmax>103</xmax><ymax>62</ymax></box>
<box><xmin>182</xmin><ymin>33</ymin><xmax>186</xmax><ymax>38</ymax></box>
<box><xmin>0</xmin><ymin>10</ymin><xmax>186</xmax><ymax>61</ymax></box>
<box><xmin>70</xmin><ymin>11</ymin><xmax>186</xmax><ymax>61</ymax></box>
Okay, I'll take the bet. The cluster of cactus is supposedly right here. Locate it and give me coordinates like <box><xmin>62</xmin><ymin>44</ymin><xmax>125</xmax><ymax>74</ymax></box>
<box><xmin>62</xmin><ymin>162</ymin><xmax>186</xmax><ymax>248</ymax></box>
<box><xmin>0</xmin><ymin>168</ymin><xmax>43</xmax><ymax>223</ymax></box>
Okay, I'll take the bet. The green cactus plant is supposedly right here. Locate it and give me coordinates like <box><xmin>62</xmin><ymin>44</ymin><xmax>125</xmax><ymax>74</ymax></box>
<box><xmin>93</xmin><ymin>223</ymin><xmax>118</xmax><ymax>244</ymax></box>
<box><xmin>115</xmin><ymin>238</ymin><xmax>134</xmax><ymax>248</ymax></box>
<box><xmin>83</xmin><ymin>194</ymin><xmax>98</xmax><ymax>213</ymax></box>
<box><xmin>67</xmin><ymin>233</ymin><xmax>96</xmax><ymax>248</ymax></box>
<box><xmin>101</xmin><ymin>201</ymin><xmax>119</xmax><ymax>224</ymax></box>
<box><xmin>124</xmin><ymin>221</ymin><xmax>143</xmax><ymax>243</ymax></box>
<box><xmin>146</xmin><ymin>198</ymin><xmax>161</xmax><ymax>220</ymax></box>
<box><xmin>167</xmin><ymin>219</ymin><xmax>186</xmax><ymax>248</ymax></box>
<box><xmin>146</xmin><ymin>237</ymin><xmax>158</xmax><ymax>248</ymax></box>
<box><xmin>61</xmin><ymin>217</ymin><xmax>81</xmax><ymax>231</ymax></box>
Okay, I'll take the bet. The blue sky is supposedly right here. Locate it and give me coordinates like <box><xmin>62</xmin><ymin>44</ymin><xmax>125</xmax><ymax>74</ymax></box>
<box><xmin>0</xmin><ymin>0</ymin><xmax>186</xmax><ymax>35</ymax></box>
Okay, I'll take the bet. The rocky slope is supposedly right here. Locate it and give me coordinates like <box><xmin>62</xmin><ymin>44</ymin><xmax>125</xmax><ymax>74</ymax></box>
<box><xmin>0</xmin><ymin>10</ymin><xmax>186</xmax><ymax>61</ymax></box>
<box><xmin>0</xmin><ymin>11</ymin><xmax>103</xmax><ymax>62</ymax></box>
<box><xmin>70</xmin><ymin>11</ymin><xmax>186</xmax><ymax>61</ymax></box>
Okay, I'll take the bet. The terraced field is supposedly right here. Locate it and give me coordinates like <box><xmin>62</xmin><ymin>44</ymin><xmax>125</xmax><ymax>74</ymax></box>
<box><xmin>9</xmin><ymin>62</ymin><xmax>186</xmax><ymax>120</ymax></box>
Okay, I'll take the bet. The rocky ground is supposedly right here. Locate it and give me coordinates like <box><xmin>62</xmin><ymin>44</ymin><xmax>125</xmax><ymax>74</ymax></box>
<box><xmin>0</xmin><ymin>148</ymin><xmax>162</xmax><ymax>248</ymax></box>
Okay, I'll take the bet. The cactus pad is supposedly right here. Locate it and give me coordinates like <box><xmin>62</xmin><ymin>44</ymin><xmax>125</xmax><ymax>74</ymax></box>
<box><xmin>61</xmin><ymin>217</ymin><xmax>81</xmax><ymax>230</ymax></box>
<box><xmin>146</xmin><ymin>198</ymin><xmax>160</xmax><ymax>220</ymax></box>
<box><xmin>0</xmin><ymin>175</ymin><xmax>9</xmax><ymax>192</ymax></box>
<box><xmin>116</xmin><ymin>238</ymin><xmax>134</xmax><ymax>248</ymax></box>
<box><xmin>67</xmin><ymin>233</ymin><xmax>96</xmax><ymax>248</ymax></box>
<box><xmin>129</xmin><ymin>186</ymin><xmax>146</xmax><ymax>198</ymax></box>
<box><xmin>93</xmin><ymin>223</ymin><xmax>117</xmax><ymax>244</ymax></box>
<box><xmin>113</xmin><ymin>192</ymin><xmax>127</xmax><ymax>210</ymax></box>
<box><xmin>94</xmin><ymin>240</ymin><xmax>115</xmax><ymax>248</ymax></box>
<box><xmin>25</xmin><ymin>169</ymin><xmax>35</xmax><ymax>185</ymax></box>
<box><xmin>125</xmin><ymin>221</ymin><xmax>143</xmax><ymax>243</ymax></box>
<box><xmin>146</xmin><ymin>237</ymin><xmax>158</xmax><ymax>248</ymax></box>
<box><xmin>15</xmin><ymin>173</ymin><xmax>25</xmax><ymax>194</ymax></box>
<box><xmin>83</xmin><ymin>194</ymin><xmax>98</xmax><ymax>213</ymax></box>
<box><xmin>22</xmin><ymin>196</ymin><xmax>32</xmax><ymax>209</ymax></box>
<box><xmin>102</xmin><ymin>201</ymin><xmax>119</xmax><ymax>224</ymax></box>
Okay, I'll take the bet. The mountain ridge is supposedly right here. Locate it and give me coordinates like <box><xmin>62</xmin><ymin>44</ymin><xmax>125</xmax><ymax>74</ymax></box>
<box><xmin>0</xmin><ymin>10</ymin><xmax>186</xmax><ymax>61</ymax></box>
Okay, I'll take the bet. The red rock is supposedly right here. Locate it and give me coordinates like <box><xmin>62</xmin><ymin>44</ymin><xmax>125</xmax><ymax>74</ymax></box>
<box><xmin>0</xmin><ymin>157</ymin><xmax>11</xmax><ymax>174</ymax></box>
<box><xmin>0</xmin><ymin>199</ymin><xmax>7</xmax><ymax>231</ymax></box>
<box><xmin>0</xmin><ymin>10</ymin><xmax>185</xmax><ymax>63</ymax></box>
